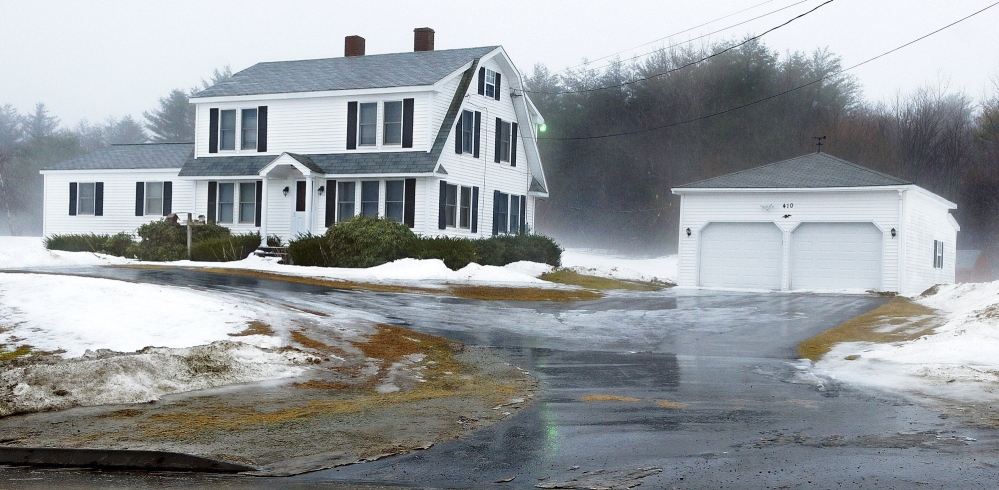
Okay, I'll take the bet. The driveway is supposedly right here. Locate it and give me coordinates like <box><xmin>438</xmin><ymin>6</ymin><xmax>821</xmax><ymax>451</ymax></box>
<box><xmin>3</xmin><ymin>268</ymin><xmax>999</xmax><ymax>488</ymax></box>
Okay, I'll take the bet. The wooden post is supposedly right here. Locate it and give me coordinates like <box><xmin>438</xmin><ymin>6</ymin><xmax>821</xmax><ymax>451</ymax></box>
<box><xmin>187</xmin><ymin>213</ymin><xmax>193</xmax><ymax>260</ymax></box>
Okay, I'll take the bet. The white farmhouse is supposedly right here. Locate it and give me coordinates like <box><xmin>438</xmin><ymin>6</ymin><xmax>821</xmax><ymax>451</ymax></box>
<box><xmin>41</xmin><ymin>29</ymin><xmax>548</xmax><ymax>243</ymax></box>
<box><xmin>671</xmin><ymin>153</ymin><xmax>957</xmax><ymax>296</ymax></box>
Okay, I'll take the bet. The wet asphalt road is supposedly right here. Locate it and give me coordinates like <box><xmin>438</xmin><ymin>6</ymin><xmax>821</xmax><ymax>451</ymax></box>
<box><xmin>3</xmin><ymin>268</ymin><xmax>999</xmax><ymax>489</ymax></box>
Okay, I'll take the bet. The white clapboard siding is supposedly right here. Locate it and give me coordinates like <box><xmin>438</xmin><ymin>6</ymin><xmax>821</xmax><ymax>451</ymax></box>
<box><xmin>194</xmin><ymin>92</ymin><xmax>433</xmax><ymax>159</ymax></box>
<box><xmin>900</xmin><ymin>189</ymin><xmax>958</xmax><ymax>296</ymax></box>
<box><xmin>427</xmin><ymin>57</ymin><xmax>534</xmax><ymax>239</ymax></box>
<box><xmin>42</xmin><ymin>169</ymin><xmax>195</xmax><ymax>237</ymax></box>
<box><xmin>676</xmin><ymin>189</ymin><xmax>903</xmax><ymax>292</ymax></box>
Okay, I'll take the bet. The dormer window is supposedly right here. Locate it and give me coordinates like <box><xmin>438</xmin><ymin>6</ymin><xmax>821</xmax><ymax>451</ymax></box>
<box><xmin>383</xmin><ymin>101</ymin><xmax>402</xmax><ymax>145</ymax></box>
<box><xmin>358</xmin><ymin>103</ymin><xmax>377</xmax><ymax>146</ymax></box>
<box><xmin>241</xmin><ymin>109</ymin><xmax>257</xmax><ymax>150</ymax></box>
<box><xmin>484</xmin><ymin>69</ymin><xmax>497</xmax><ymax>98</ymax></box>
<box><xmin>219</xmin><ymin>110</ymin><xmax>236</xmax><ymax>150</ymax></box>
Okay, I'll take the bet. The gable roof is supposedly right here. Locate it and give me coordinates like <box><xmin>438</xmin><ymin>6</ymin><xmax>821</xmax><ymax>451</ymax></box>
<box><xmin>192</xmin><ymin>46</ymin><xmax>498</xmax><ymax>98</ymax></box>
<box><xmin>43</xmin><ymin>143</ymin><xmax>193</xmax><ymax>171</ymax></box>
<box><xmin>179</xmin><ymin>61</ymin><xmax>479</xmax><ymax>177</ymax></box>
<box><xmin>675</xmin><ymin>153</ymin><xmax>912</xmax><ymax>189</ymax></box>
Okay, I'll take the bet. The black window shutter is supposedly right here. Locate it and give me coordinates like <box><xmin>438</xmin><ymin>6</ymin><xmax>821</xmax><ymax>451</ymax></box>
<box><xmin>324</xmin><ymin>179</ymin><xmax>337</xmax><ymax>227</ymax></box>
<box><xmin>492</xmin><ymin>190</ymin><xmax>500</xmax><ymax>236</ymax></box>
<box><xmin>494</xmin><ymin>73</ymin><xmax>502</xmax><ymax>101</ymax></box>
<box><xmin>510</xmin><ymin>122</ymin><xmax>518</xmax><ymax>167</ymax></box>
<box><xmin>257</xmin><ymin>106</ymin><xmax>268</xmax><ymax>152</ymax></box>
<box><xmin>520</xmin><ymin>195</ymin><xmax>527</xmax><ymax>234</ymax></box>
<box><xmin>163</xmin><ymin>181</ymin><xmax>173</xmax><ymax>215</ymax></box>
<box><xmin>208</xmin><ymin>108</ymin><xmax>219</xmax><ymax>153</ymax></box>
<box><xmin>404</xmin><ymin>178</ymin><xmax>416</xmax><ymax>229</ymax></box>
<box><xmin>94</xmin><ymin>182</ymin><xmax>104</xmax><ymax>216</ymax></box>
<box><xmin>68</xmin><ymin>183</ymin><xmax>77</xmax><ymax>215</ymax></box>
<box><xmin>471</xmin><ymin>186</ymin><xmax>479</xmax><ymax>233</ymax></box>
<box><xmin>473</xmin><ymin>111</ymin><xmax>481</xmax><ymax>158</ymax></box>
<box><xmin>494</xmin><ymin>117</ymin><xmax>502</xmax><ymax>163</ymax></box>
<box><xmin>346</xmin><ymin>101</ymin><xmax>358</xmax><ymax>150</ymax></box>
<box><xmin>135</xmin><ymin>182</ymin><xmax>145</xmax><ymax>216</ymax></box>
<box><xmin>438</xmin><ymin>181</ymin><xmax>447</xmax><ymax>230</ymax></box>
<box><xmin>254</xmin><ymin>180</ymin><xmax>263</xmax><ymax>227</ymax></box>
<box><xmin>454</xmin><ymin>116</ymin><xmax>463</xmax><ymax>154</ymax></box>
<box><xmin>207</xmin><ymin>181</ymin><xmax>217</xmax><ymax>223</ymax></box>
<box><xmin>402</xmin><ymin>98</ymin><xmax>414</xmax><ymax>148</ymax></box>
<box><xmin>478</xmin><ymin>67</ymin><xmax>485</xmax><ymax>95</ymax></box>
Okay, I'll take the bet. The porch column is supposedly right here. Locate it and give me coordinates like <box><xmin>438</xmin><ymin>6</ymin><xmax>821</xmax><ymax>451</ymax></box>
<box><xmin>259</xmin><ymin>177</ymin><xmax>269</xmax><ymax>246</ymax></box>
<box><xmin>304</xmin><ymin>177</ymin><xmax>315</xmax><ymax>234</ymax></box>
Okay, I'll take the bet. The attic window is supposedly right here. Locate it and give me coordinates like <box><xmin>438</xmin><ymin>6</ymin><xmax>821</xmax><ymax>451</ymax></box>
<box><xmin>484</xmin><ymin>69</ymin><xmax>497</xmax><ymax>98</ymax></box>
<box><xmin>219</xmin><ymin>110</ymin><xmax>236</xmax><ymax>151</ymax></box>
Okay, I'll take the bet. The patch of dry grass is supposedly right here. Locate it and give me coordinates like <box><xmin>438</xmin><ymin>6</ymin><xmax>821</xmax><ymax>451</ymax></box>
<box><xmin>798</xmin><ymin>297</ymin><xmax>942</xmax><ymax>362</ymax></box>
<box><xmin>290</xmin><ymin>330</ymin><xmax>349</xmax><ymax>358</ymax></box>
<box><xmin>293</xmin><ymin>380</ymin><xmax>352</xmax><ymax>390</ymax></box>
<box><xmin>655</xmin><ymin>400</ymin><xmax>688</xmax><ymax>408</ymax></box>
<box><xmin>450</xmin><ymin>285</ymin><xmax>601</xmax><ymax>301</ymax></box>
<box><xmin>541</xmin><ymin>269</ymin><xmax>664</xmax><ymax>291</ymax></box>
<box><xmin>98</xmin><ymin>409</ymin><xmax>146</xmax><ymax>419</ymax></box>
<box><xmin>0</xmin><ymin>345</ymin><xmax>33</xmax><ymax>361</ymax></box>
<box><xmin>580</xmin><ymin>394</ymin><xmax>642</xmax><ymax>402</ymax></box>
<box><xmin>229</xmin><ymin>321</ymin><xmax>275</xmax><ymax>337</ymax></box>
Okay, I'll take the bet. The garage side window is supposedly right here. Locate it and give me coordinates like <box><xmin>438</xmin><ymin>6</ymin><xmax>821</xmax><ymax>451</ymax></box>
<box><xmin>933</xmin><ymin>240</ymin><xmax>944</xmax><ymax>269</ymax></box>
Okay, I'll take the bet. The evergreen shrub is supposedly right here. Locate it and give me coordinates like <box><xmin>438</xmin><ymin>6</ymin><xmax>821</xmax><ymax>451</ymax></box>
<box><xmin>190</xmin><ymin>232</ymin><xmax>261</xmax><ymax>262</ymax></box>
<box><xmin>44</xmin><ymin>232</ymin><xmax>135</xmax><ymax>256</ymax></box>
<box><xmin>287</xmin><ymin>233</ymin><xmax>332</xmax><ymax>267</ymax></box>
<box><xmin>413</xmin><ymin>236</ymin><xmax>478</xmax><ymax>270</ymax></box>
<box><xmin>324</xmin><ymin>216</ymin><xmax>418</xmax><ymax>268</ymax></box>
<box><xmin>475</xmin><ymin>234</ymin><xmax>562</xmax><ymax>267</ymax></box>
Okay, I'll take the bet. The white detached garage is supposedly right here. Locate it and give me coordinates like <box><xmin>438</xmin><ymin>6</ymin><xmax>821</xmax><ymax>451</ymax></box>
<box><xmin>672</xmin><ymin>153</ymin><xmax>958</xmax><ymax>296</ymax></box>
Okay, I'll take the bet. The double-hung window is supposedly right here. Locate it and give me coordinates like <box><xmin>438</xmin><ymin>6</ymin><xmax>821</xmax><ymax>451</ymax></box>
<box><xmin>218</xmin><ymin>183</ymin><xmax>235</xmax><ymax>223</ymax></box>
<box><xmin>358</xmin><ymin>103</ymin><xmax>377</xmax><ymax>146</ymax></box>
<box><xmin>933</xmin><ymin>240</ymin><xmax>944</xmax><ymax>269</ymax></box>
<box><xmin>219</xmin><ymin>110</ymin><xmax>237</xmax><ymax>151</ymax></box>
<box><xmin>509</xmin><ymin>196</ymin><xmax>521</xmax><ymax>234</ymax></box>
<box><xmin>460</xmin><ymin>110</ymin><xmax>474</xmax><ymax>154</ymax></box>
<box><xmin>145</xmin><ymin>182</ymin><xmax>164</xmax><ymax>216</ymax></box>
<box><xmin>238</xmin><ymin>183</ymin><xmax>256</xmax><ymax>224</ymax></box>
<box><xmin>496</xmin><ymin>192</ymin><xmax>509</xmax><ymax>234</ymax></box>
<box><xmin>459</xmin><ymin>187</ymin><xmax>471</xmax><ymax>229</ymax></box>
<box><xmin>241</xmin><ymin>109</ymin><xmax>257</xmax><ymax>150</ymax></box>
<box><xmin>337</xmin><ymin>182</ymin><xmax>356</xmax><ymax>222</ymax></box>
<box><xmin>385</xmin><ymin>180</ymin><xmax>405</xmax><ymax>223</ymax></box>
<box><xmin>445</xmin><ymin>184</ymin><xmax>458</xmax><ymax>227</ymax></box>
<box><xmin>78</xmin><ymin>183</ymin><xmax>96</xmax><ymax>215</ymax></box>
<box><xmin>383</xmin><ymin>101</ymin><xmax>402</xmax><ymax>145</ymax></box>
<box><xmin>361</xmin><ymin>181</ymin><xmax>379</xmax><ymax>218</ymax></box>
<box><xmin>499</xmin><ymin>121</ymin><xmax>511</xmax><ymax>162</ymax></box>
<box><xmin>484</xmin><ymin>69</ymin><xmax>497</xmax><ymax>98</ymax></box>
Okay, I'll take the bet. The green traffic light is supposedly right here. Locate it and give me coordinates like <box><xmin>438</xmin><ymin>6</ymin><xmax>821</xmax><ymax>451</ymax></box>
<box><xmin>539</xmin><ymin>123</ymin><xmax>547</xmax><ymax>132</ymax></box>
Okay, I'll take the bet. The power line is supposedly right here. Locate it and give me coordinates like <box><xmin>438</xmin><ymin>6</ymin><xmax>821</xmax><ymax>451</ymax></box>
<box><xmin>531</xmin><ymin>1</ymin><xmax>999</xmax><ymax>142</ymax></box>
<box><xmin>570</xmin><ymin>0</ymin><xmax>815</xmax><ymax>74</ymax></box>
<box><xmin>527</xmin><ymin>0</ymin><xmax>835</xmax><ymax>95</ymax></box>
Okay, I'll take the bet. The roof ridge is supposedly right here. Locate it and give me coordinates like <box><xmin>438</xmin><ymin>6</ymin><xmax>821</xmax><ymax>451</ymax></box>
<box><xmin>246</xmin><ymin>46</ymin><xmax>501</xmax><ymax>67</ymax></box>
<box><xmin>676</xmin><ymin>152</ymin><xmax>911</xmax><ymax>189</ymax></box>
<box><xmin>110</xmin><ymin>142</ymin><xmax>193</xmax><ymax>146</ymax></box>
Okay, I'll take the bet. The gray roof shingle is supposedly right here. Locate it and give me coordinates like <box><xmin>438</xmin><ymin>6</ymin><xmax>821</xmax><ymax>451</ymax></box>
<box><xmin>676</xmin><ymin>153</ymin><xmax>912</xmax><ymax>189</ymax></box>
<box><xmin>193</xmin><ymin>46</ymin><xmax>497</xmax><ymax>98</ymax></box>
<box><xmin>179</xmin><ymin>62</ymin><xmax>479</xmax><ymax>177</ymax></box>
<box><xmin>43</xmin><ymin>143</ymin><xmax>193</xmax><ymax>171</ymax></box>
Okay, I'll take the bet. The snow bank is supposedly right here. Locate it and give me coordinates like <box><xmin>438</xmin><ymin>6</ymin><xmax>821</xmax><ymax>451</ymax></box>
<box><xmin>562</xmin><ymin>249</ymin><xmax>677</xmax><ymax>284</ymax></box>
<box><xmin>0</xmin><ymin>273</ymin><xmax>266</xmax><ymax>357</ymax></box>
<box><xmin>815</xmin><ymin>281</ymin><xmax>999</xmax><ymax>404</ymax></box>
<box><xmin>0</xmin><ymin>341</ymin><xmax>314</xmax><ymax>417</ymax></box>
<box><xmin>0</xmin><ymin>237</ymin><xmax>130</xmax><ymax>269</ymax></box>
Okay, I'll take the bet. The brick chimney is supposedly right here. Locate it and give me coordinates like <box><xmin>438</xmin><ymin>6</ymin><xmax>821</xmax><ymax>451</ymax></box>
<box><xmin>414</xmin><ymin>28</ymin><xmax>435</xmax><ymax>52</ymax></box>
<box><xmin>345</xmin><ymin>35</ymin><xmax>365</xmax><ymax>57</ymax></box>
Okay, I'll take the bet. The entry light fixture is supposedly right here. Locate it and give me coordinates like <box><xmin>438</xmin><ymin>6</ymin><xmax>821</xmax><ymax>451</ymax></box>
<box><xmin>317</xmin><ymin>185</ymin><xmax>325</xmax><ymax>196</ymax></box>
<box><xmin>891</xmin><ymin>228</ymin><xmax>897</xmax><ymax>238</ymax></box>
<box><xmin>282</xmin><ymin>186</ymin><xmax>290</xmax><ymax>196</ymax></box>
<box><xmin>686</xmin><ymin>227</ymin><xmax>691</xmax><ymax>237</ymax></box>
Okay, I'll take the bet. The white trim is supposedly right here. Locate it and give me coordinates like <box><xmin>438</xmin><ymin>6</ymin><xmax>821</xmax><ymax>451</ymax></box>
<box><xmin>258</xmin><ymin>153</ymin><xmax>315</xmax><ymax>177</ymax></box>
<box><xmin>671</xmin><ymin>184</ymin><xmax>957</xmax><ymax>208</ymax></box>
<box><xmin>40</xmin><ymin>168</ymin><xmax>182</xmax><ymax>175</ymax></box>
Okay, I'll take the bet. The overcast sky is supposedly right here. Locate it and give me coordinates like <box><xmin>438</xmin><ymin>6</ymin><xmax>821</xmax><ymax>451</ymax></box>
<box><xmin>2</xmin><ymin>0</ymin><xmax>998</xmax><ymax>128</ymax></box>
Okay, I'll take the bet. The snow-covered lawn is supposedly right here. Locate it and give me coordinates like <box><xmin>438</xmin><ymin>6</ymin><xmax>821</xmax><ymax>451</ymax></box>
<box><xmin>815</xmin><ymin>282</ymin><xmax>999</xmax><ymax>406</ymax></box>
<box><xmin>562</xmin><ymin>249</ymin><xmax>677</xmax><ymax>284</ymax></box>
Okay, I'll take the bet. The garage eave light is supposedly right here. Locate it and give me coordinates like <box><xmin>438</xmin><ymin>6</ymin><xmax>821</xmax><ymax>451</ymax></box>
<box><xmin>686</xmin><ymin>227</ymin><xmax>692</xmax><ymax>237</ymax></box>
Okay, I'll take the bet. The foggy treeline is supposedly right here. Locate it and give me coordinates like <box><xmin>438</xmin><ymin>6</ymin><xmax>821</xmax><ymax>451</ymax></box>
<box><xmin>527</xmin><ymin>38</ymin><xmax>999</xmax><ymax>257</ymax></box>
<box><xmin>0</xmin><ymin>68</ymin><xmax>231</xmax><ymax>235</ymax></box>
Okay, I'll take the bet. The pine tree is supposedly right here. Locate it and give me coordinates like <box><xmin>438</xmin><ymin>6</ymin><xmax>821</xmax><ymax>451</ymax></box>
<box><xmin>143</xmin><ymin>89</ymin><xmax>194</xmax><ymax>143</ymax></box>
<box><xmin>22</xmin><ymin>103</ymin><xmax>58</xmax><ymax>143</ymax></box>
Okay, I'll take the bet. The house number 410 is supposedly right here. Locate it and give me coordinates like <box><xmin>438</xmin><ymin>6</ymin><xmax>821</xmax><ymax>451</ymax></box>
<box><xmin>782</xmin><ymin>203</ymin><xmax>794</xmax><ymax>208</ymax></box>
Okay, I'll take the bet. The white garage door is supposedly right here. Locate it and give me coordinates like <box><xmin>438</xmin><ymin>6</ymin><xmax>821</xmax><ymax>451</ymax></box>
<box><xmin>790</xmin><ymin>222</ymin><xmax>882</xmax><ymax>290</ymax></box>
<box><xmin>699</xmin><ymin>222</ymin><xmax>783</xmax><ymax>290</ymax></box>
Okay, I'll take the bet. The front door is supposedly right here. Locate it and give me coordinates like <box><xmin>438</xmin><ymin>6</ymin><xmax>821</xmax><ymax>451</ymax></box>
<box><xmin>291</xmin><ymin>180</ymin><xmax>308</xmax><ymax>236</ymax></box>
